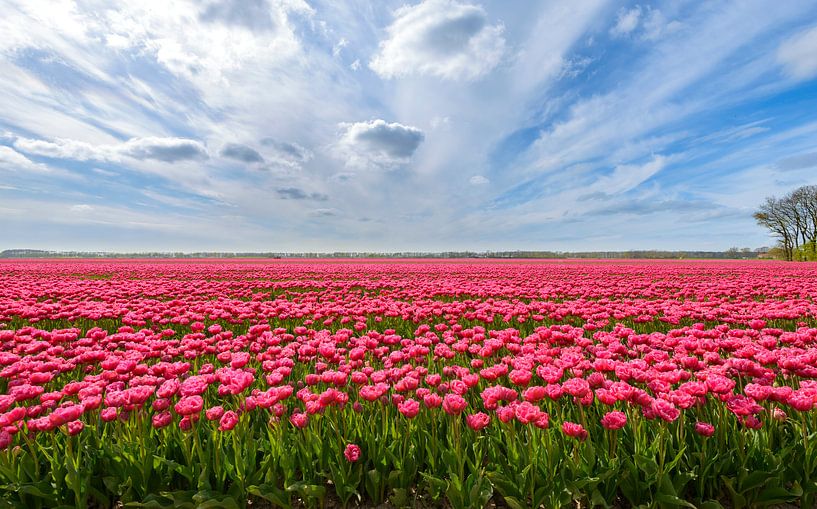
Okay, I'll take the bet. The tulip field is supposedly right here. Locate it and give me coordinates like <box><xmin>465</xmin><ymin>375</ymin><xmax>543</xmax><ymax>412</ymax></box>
<box><xmin>2</xmin><ymin>259</ymin><xmax>817</xmax><ymax>508</ymax></box>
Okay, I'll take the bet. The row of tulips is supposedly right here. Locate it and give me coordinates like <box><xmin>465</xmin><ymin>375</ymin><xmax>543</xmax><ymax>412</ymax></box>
<box><xmin>0</xmin><ymin>260</ymin><xmax>816</xmax><ymax>508</ymax></box>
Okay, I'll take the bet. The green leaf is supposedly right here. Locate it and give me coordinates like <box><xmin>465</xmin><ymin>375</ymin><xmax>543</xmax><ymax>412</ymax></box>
<box><xmin>697</xmin><ymin>501</ymin><xmax>725</xmax><ymax>509</ymax></box>
<box><xmin>420</xmin><ymin>473</ymin><xmax>447</xmax><ymax>499</ymax></box>
<box><xmin>635</xmin><ymin>454</ymin><xmax>658</xmax><ymax>478</ymax></box>
<box><xmin>87</xmin><ymin>484</ymin><xmax>111</xmax><ymax>508</ymax></box>
<box><xmin>501</xmin><ymin>496</ymin><xmax>527</xmax><ymax>509</ymax></box>
<box><xmin>799</xmin><ymin>481</ymin><xmax>817</xmax><ymax>498</ymax></box>
<box><xmin>655</xmin><ymin>493</ymin><xmax>696</xmax><ymax>508</ymax></box>
<box><xmin>487</xmin><ymin>472</ymin><xmax>524</xmax><ymax>500</ymax></box>
<box><xmin>389</xmin><ymin>487</ymin><xmax>409</xmax><ymax>507</ymax></box>
<box><xmin>657</xmin><ymin>475</ymin><xmax>677</xmax><ymax>498</ymax></box>
<box><xmin>441</xmin><ymin>450</ymin><xmax>459</xmax><ymax>475</ymax></box>
<box><xmin>754</xmin><ymin>486</ymin><xmax>799</xmax><ymax>506</ymax></box>
<box><xmin>196</xmin><ymin>497</ymin><xmax>240</xmax><ymax>509</ymax></box>
<box><xmin>17</xmin><ymin>483</ymin><xmax>58</xmax><ymax>504</ymax></box>
<box><xmin>665</xmin><ymin>446</ymin><xmax>686</xmax><ymax>472</ymax></box>
<box><xmin>740</xmin><ymin>470</ymin><xmax>772</xmax><ymax>493</ymax></box>
<box><xmin>103</xmin><ymin>476</ymin><xmax>121</xmax><ymax>495</ymax></box>
<box><xmin>387</xmin><ymin>469</ymin><xmax>402</xmax><ymax>487</ymax></box>
<box><xmin>364</xmin><ymin>468</ymin><xmax>382</xmax><ymax>502</ymax></box>
<box><xmin>580</xmin><ymin>441</ymin><xmax>597</xmax><ymax>471</ymax></box>
<box><xmin>618</xmin><ymin>461</ymin><xmax>641</xmax><ymax>505</ymax></box>
<box><xmin>720</xmin><ymin>476</ymin><xmax>747</xmax><ymax>508</ymax></box>
<box><xmin>534</xmin><ymin>486</ymin><xmax>555</xmax><ymax>508</ymax></box>
<box><xmin>197</xmin><ymin>465</ymin><xmax>212</xmax><ymax>492</ymax></box>
<box><xmin>467</xmin><ymin>474</ymin><xmax>493</xmax><ymax>508</ymax></box>
<box><xmin>672</xmin><ymin>472</ymin><xmax>696</xmax><ymax>494</ymax></box>
<box><xmin>247</xmin><ymin>483</ymin><xmax>290</xmax><ymax>508</ymax></box>
<box><xmin>126</xmin><ymin>491</ymin><xmax>195</xmax><ymax>509</ymax></box>
<box><xmin>590</xmin><ymin>489</ymin><xmax>611</xmax><ymax>509</ymax></box>
<box><xmin>285</xmin><ymin>482</ymin><xmax>325</xmax><ymax>500</ymax></box>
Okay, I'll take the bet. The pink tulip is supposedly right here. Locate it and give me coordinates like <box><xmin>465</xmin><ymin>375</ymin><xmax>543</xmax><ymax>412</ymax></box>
<box><xmin>219</xmin><ymin>411</ymin><xmax>239</xmax><ymax>431</ymax></box>
<box><xmin>442</xmin><ymin>394</ymin><xmax>467</xmax><ymax>415</ymax></box>
<box><xmin>694</xmin><ymin>422</ymin><xmax>715</xmax><ymax>437</ymax></box>
<box><xmin>466</xmin><ymin>412</ymin><xmax>491</xmax><ymax>431</ymax></box>
<box><xmin>600</xmin><ymin>411</ymin><xmax>627</xmax><ymax>430</ymax></box>
<box><xmin>344</xmin><ymin>443</ymin><xmax>361</xmax><ymax>462</ymax></box>
<box><xmin>561</xmin><ymin>421</ymin><xmax>588</xmax><ymax>441</ymax></box>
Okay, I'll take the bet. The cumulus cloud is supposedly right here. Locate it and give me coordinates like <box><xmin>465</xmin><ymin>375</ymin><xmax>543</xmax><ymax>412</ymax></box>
<box><xmin>13</xmin><ymin>135</ymin><xmax>208</xmax><ymax>163</ymax></box>
<box><xmin>199</xmin><ymin>0</ymin><xmax>277</xmax><ymax>32</ymax></box>
<box><xmin>778</xmin><ymin>25</ymin><xmax>817</xmax><ymax>80</ymax></box>
<box><xmin>120</xmin><ymin>137</ymin><xmax>208</xmax><ymax>162</ymax></box>
<box><xmin>69</xmin><ymin>204</ymin><xmax>94</xmax><ymax>213</ymax></box>
<box><xmin>106</xmin><ymin>1</ymin><xmax>313</xmax><ymax>85</ymax></box>
<box><xmin>260</xmin><ymin>138</ymin><xmax>312</xmax><ymax>163</ymax></box>
<box><xmin>13</xmin><ymin>138</ymin><xmax>102</xmax><ymax>161</ymax></box>
<box><xmin>0</xmin><ymin>145</ymin><xmax>50</xmax><ymax>172</ymax></box>
<box><xmin>335</xmin><ymin>119</ymin><xmax>424</xmax><ymax>169</ymax></box>
<box><xmin>330</xmin><ymin>172</ymin><xmax>355</xmax><ymax>182</ymax></box>
<box><xmin>610</xmin><ymin>6</ymin><xmax>641</xmax><ymax>37</ymax></box>
<box><xmin>220</xmin><ymin>143</ymin><xmax>265</xmax><ymax>163</ymax></box>
<box><xmin>310</xmin><ymin>208</ymin><xmax>338</xmax><ymax>217</ymax></box>
<box><xmin>276</xmin><ymin>187</ymin><xmax>328</xmax><ymax>201</ymax></box>
<box><xmin>370</xmin><ymin>0</ymin><xmax>505</xmax><ymax>80</ymax></box>
<box><xmin>469</xmin><ymin>175</ymin><xmax>489</xmax><ymax>185</ymax></box>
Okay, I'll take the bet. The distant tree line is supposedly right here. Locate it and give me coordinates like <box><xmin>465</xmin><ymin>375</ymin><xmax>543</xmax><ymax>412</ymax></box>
<box><xmin>0</xmin><ymin>249</ymin><xmax>767</xmax><ymax>260</ymax></box>
<box><xmin>754</xmin><ymin>185</ymin><xmax>817</xmax><ymax>261</ymax></box>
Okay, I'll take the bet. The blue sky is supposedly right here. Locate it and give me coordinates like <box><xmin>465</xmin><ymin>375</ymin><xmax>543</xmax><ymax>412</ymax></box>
<box><xmin>2</xmin><ymin>0</ymin><xmax>817</xmax><ymax>252</ymax></box>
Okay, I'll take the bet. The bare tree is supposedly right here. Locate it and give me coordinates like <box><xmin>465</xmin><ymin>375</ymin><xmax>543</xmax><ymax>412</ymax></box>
<box><xmin>754</xmin><ymin>197</ymin><xmax>794</xmax><ymax>261</ymax></box>
<box><xmin>793</xmin><ymin>185</ymin><xmax>817</xmax><ymax>258</ymax></box>
<box><xmin>755</xmin><ymin>186</ymin><xmax>817</xmax><ymax>261</ymax></box>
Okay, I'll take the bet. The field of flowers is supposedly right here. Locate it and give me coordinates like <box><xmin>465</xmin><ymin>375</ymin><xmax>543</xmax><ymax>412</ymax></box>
<box><xmin>1</xmin><ymin>259</ymin><xmax>816</xmax><ymax>508</ymax></box>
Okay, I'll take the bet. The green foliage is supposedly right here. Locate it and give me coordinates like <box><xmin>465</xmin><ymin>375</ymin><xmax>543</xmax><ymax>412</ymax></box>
<box><xmin>0</xmin><ymin>315</ymin><xmax>815</xmax><ymax>508</ymax></box>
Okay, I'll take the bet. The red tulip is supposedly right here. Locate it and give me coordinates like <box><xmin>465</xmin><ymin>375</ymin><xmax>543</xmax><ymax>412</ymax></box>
<box><xmin>344</xmin><ymin>443</ymin><xmax>361</xmax><ymax>462</ymax></box>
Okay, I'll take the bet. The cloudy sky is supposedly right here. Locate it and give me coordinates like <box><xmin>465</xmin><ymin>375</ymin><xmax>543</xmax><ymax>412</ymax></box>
<box><xmin>2</xmin><ymin>0</ymin><xmax>817</xmax><ymax>252</ymax></box>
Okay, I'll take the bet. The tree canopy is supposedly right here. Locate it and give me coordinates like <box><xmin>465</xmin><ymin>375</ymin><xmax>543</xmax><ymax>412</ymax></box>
<box><xmin>754</xmin><ymin>185</ymin><xmax>817</xmax><ymax>261</ymax></box>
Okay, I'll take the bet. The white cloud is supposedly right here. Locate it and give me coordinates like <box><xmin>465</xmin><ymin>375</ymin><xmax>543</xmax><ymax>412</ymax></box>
<box><xmin>0</xmin><ymin>145</ymin><xmax>50</xmax><ymax>173</ymax></box>
<box><xmin>430</xmin><ymin>115</ymin><xmax>451</xmax><ymax>129</ymax></box>
<box><xmin>102</xmin><ymin>0</ymin><xmax>313</xmax><ymax>86</ymax></box>
<box><xmin>121</xmin><ymin>137</ymin><xmax>209</xmax><ymax>162</ymax></box>
<box><xmin>370</xmin><ymin>0</ymin><xmax>505</xmax><ymax>80</ymax></box>
<box><xmin>335</xmin><ymin>119</ymin><xmax>424</xmax><ymax>170</ymax></box>
<box><xmin>591</xmin><ymin>154</ymin><xmax>669</xmax><ymax>195</ymax></box>
<box><xmin>259</xmin><ymin>138</ymin><xmax>313</xmax><ymax>170</ymax></box>
<box><xmin>1</xmin><ymin>0</ymin><xmax>814</xmax><ymax>252</ymax></box>
<box><xmin>521</xmin><ymin>2</ymin><xmax>806</xmax><ymax>192</ymax></box>
<box><xmin>330</xmin><ymin>172</ymin><xmax>355</xmax><ymax>182</ymax></box>
<box><xmin>559</xmin><ymin>56</ymin><xmax>593</xmax><ymax>80</ymax></box>
<box><xmin>310</xmin><ymin>208</ymin><xmax>338</xmax><ymax>217</ymax></box>
<box><xmin>610</xmin><ymin>6</ymin><xmax>680</xmax><ymax>41</ymax></box>
<box><xmin>610</xmin><ymin>6</ymin><xmax>641</xmax><ymax>37</ymax></box>
<box><xmin>13</xmin><ymin>135</ymin><xmax>208</xmax><ymax>163</ymax></box>
<box><xmin>641</xmin><ymin>8</ymin><xmax>682</xmax><ymax>41</ymax></box>
<box><xmin>69</xmin><ymin>204</ymin><xmax>94</xmax><ymax>213</ymax></box>
<box><xmin>332</xmin><ymin>37</ymin><xmax>349</xmax><ymax>57</ymax></box>
<box><xmin>778</xmin><ymin>24</ymin><xmax>817</xmax><ymax>80</ymax></box>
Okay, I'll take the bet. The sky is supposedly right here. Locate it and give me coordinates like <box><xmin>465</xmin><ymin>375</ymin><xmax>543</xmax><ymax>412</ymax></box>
<box><xmin>2</xmin><ymin>0</ymin><xmax>817</xmax><ymax>253</ymax></box>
